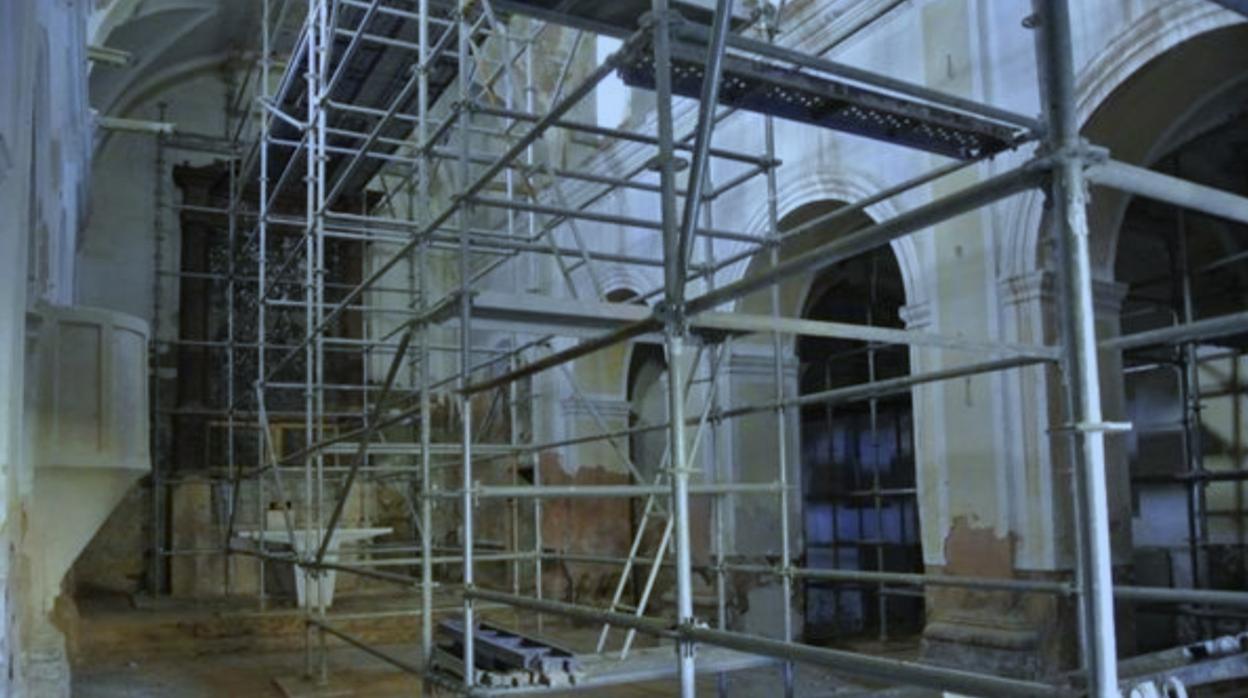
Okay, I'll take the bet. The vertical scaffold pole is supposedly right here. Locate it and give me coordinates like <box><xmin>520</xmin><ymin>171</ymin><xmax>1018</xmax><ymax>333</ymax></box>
<box><xmin>316</xmin><ymin>0</ymin><xmax>332</xmax><ymax>681</ymax></box>
<box><xmin>417</xmin><ymin>0</ymin><xmax>435</xmax><ymax>690</ymax></box>
<box><xmin>150</xmin><ymin>100</ymin><xmax>169</xmax><ymax>599</ymax></box>
<box><xmin>225</xmin><ymin>151</ymin><xmax>238</xmax><ymax>598</ymax></box>
<box><xmin>1033</xmin><ymin>1</ymin><xmax>1120</xmax><ymax>695</ymax></box>
<box><xmin>457</xmin><ymin>3</ymin><xmax>477</xmax><ymax>689</ymax></box>
<box><xmin>256</xmin><ymin>0</ymin><xmax>272</xmax><ymax>611</ymax></box>
<box><xmin>704</xmin><ymin>168</ymin><xmax>731</xmax><ymax>698</ymax></box>
<box><xmin>757</xmin><ymin>8</ymin><xmax>796</xmax><ymax>693</ymax></box>
<box><xmin>765</xmin><ymin>109</ymin><xmax>796</xmax><ymax>698</ymax></box>
<box><xmin>525</xmin><ymin>26</ymin><xmax>544</xmax><ymax>635</ymax></box>
<box><xmin>302</xmin><ymin>0</ymin><xmax>319</xmax><ymax>680</ymax></box>
<box><xmin>1175</xmin><ymin>208</ymin><xmax>1208</xmax><ymax>599</ymax></box>
<box><xmin>652</xmin><ymin>1</ymin><xmax>697</xmax><ymax>695</ymax></box>
<box><xmin>757</xmin><ymin>6</ymin><xmax>797</xmax><ymax>688</ymax></box>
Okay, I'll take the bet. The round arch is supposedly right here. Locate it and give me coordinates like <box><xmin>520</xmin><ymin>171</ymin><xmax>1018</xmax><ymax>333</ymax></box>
<box><xmin>772</xmin><ymin>199</ymin><xmax>921</xmax><ymax>641</ymax></box>
<box><xmin>999</xmin><ymin>3</ymin><xmax>1247</xmax><ymax>280</ymax></box>
<box><xmin>727</xmin><ymin>167</ymin><xmax>927</xmax><ymax>329</ymax></box>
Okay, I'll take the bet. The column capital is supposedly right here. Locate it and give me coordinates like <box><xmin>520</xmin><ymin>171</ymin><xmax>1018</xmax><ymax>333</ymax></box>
<box><xmin>725</xmin><ymin>345</ymin><xmax>798</xmax><ymax>380</ymax></box>
<box><xmin>899</xmin><ymin>300</ymin><xmax>933</xmax><ymax>331</ymax></box>
<box><xmin>999</xmin><ymin>269</ymin><xmax>1127</xmax><ymax>315</ymax></box>
<box><xmin>999</xmin><ymin>270</ymin><xmax>1053</xmax><ymax>307</ymax></box>
<box><xmin>1091</xmin><ymin>278</ymin><xmax>1129</xmax><ymax>315</ymax></box>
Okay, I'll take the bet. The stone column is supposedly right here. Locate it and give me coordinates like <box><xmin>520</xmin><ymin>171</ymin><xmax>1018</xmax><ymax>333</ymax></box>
<box><xmin>915</xmin><ymin>271</ymin><xmax>1131</xmax><ymax>678</ymax></box>
<box><xmin>722</xmin><ymin>345</ymin><xmax>800</xmax><ymax>638</ymax></box>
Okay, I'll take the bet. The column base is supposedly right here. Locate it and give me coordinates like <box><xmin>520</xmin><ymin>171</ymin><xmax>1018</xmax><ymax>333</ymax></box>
<box><xmin>921</xmin><ymin>610</ymin><xmax>1045</xmax><ymax>679</ymax></box>
<box><xmin>24</xmin><ymin>647</ymin><xmax>70</xmax><ymax>698</ymax></box>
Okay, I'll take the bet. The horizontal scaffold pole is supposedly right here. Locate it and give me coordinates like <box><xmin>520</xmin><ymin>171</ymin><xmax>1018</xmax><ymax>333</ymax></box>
<box><xmin>465</xmin><ymin>588</ymin><xmax>1065</xmax><ymax>697</ymax></box>
<box><xmin>1087</xmin><ymin>159</ymin><xmax>1248</xmax><ymax>226</ymax></box>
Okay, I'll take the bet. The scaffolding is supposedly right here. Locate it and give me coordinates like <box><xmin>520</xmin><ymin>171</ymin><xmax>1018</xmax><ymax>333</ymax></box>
<box><xmin>136</xmin><ymin>0</ymin><xmax>1248</xmax><ymax>695</ymax></box>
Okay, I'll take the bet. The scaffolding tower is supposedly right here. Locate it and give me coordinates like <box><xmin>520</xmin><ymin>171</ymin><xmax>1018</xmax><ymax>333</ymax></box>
<box><xmin>140</xmin><ymin>0</ymin><xmax>1248</xmax><ymax>695</ymax></box>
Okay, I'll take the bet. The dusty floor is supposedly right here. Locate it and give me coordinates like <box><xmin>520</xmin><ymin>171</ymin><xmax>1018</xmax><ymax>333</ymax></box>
<box><xmin>75</xmin><ymin>645</ymin><xmax>418</xmax><ymax>698</ymax></box>
<box><xmin>66</xmin><ymin>594</ymin><xmax>1248</xmax><ymax>697</ymax></box>
<box><xmin>70</xmin><ymin>593</ymin><xmax>919</xmax><ymax>697</ymax></box>
<box><xmin>72</xmin><ymin>645</ymin><xmax>880</xmax><ymax>697</ymax></box>
<box><xmin>71</xmin><ymin>638</ymin><xmax>923</xmax><ymax>697</ymax></box>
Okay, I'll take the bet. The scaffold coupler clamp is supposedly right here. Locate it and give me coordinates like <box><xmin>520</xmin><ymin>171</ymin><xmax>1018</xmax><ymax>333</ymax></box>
<box><xmin>638</xmin><ymin>8</ymin><xmax>688</xmax><ymax>33</ymax></box>
<box><xmin>653</xmin><ymin>300</ymin><xmax>688</xmax><ymax>336</ymax></box>
<box><xmin>678</xmin><ymin>620</ymin><xmax>709</xmax><ymax>658</ymax></box>
<box><xmin>1037</xmin><ymin>138</ymin><xmax>1108</xmax><ymax>169</ymax></box>
<box><xmin>1050</xmin><ymin>420</ymin><xmax>1132</xmax><ymax>435</ymax></box>
<box><xmin>708</xmin><ymin>406</ymin><xmax>724</xmax><ymax>425</ymax></box>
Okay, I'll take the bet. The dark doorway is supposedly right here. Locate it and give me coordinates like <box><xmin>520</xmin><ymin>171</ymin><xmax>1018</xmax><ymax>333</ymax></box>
<box><xmin>798</xmin><ymin>246</ymin><xmax>923</xmax><ymax>642</ymax></box>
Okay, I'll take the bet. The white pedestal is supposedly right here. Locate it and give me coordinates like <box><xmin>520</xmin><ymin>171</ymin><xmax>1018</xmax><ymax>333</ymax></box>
<box><xmin>236</xmin><ymin>527</ymin><xmax>392</xmax><ymax>608</ymax></box>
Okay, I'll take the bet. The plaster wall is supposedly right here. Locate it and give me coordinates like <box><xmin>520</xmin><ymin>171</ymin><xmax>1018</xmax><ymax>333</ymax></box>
<box><xmin>1</xmin><ymin>1</ymin><xmax>98</xmax><ymax>694</ymax></box>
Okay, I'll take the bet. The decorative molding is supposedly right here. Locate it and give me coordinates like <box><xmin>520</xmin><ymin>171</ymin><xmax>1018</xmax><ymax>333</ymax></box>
<box><xmin>999</xmin><ymin>270</ymin><xmax>1053</xmax><ymax>308</ymax></box>
<box><xmin>1075</xmin><ymin>1</ymin><xmax>1243</xmax><ymax>126</ymax></box>
<box><xmin>595</xmin><ymin>264</ymin><xmax>650</xmax><ymax>303</ymax></box>
<box><xmin>998</xmin><ymin>270</ymin><xmax>1127</xmax><ymax>315</ymax></box>
<box><xmin>779</xmin><ymin>0</ymin><xmax>908</xmax><ymax>62</ymax></box>
<box><xmin>726</xmin><ymin>347</ymin><xmax>798</xmax><ymax>380</ymax></box>
<box><xmin>899</xmin><ymin>300</ymin><xmax>933</xmax><ymax>331</ymax></box>
<box><xmin>1092</xmin><ymin>279</ymin><xmax>1130</xmax><ymax>315</ymax></box>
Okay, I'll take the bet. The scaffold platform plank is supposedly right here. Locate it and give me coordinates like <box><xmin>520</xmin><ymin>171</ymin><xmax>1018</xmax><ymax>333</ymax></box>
<box><xmin>264</xmin><ymin>2</ymin><xmax>461</xmax><ymax>199</ymax></box>
<box><xmin>617</xmin><ymin>29</ymin><xmax>1025</xmax><ymax>160</ymax></box>
<box><xmin>432</xmin><ymin>642</ymin><xmax>776</xmax><ymax>695</ymax></box>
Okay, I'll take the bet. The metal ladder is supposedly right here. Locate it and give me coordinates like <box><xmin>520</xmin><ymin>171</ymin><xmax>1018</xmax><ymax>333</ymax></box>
<box><xmin>594</xmin><ymin>461</ymin><xmax>675</xmax><ymax>659</ymax></box>
<box><xmin>595</xmin><ymin>343</ymin><xmax>723</xmax><ymax>659</ymax></box>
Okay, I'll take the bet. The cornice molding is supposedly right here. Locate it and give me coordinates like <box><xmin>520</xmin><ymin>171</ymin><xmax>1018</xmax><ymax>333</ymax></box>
<box><xmin>999</xmin><ymin>269</ymin><xmax>1128</xmax><ymax>314</ymax></box>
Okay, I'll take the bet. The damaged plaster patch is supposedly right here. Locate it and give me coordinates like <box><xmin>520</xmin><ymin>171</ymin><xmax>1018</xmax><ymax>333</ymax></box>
<box><xmin>942</xmin><ymin>515</ymin><xmax>1014</xmax><ymax>578</ymax></box>
<box><xmin>537</xmin><ymin>455</ymin><xmax>633</xmax><ymax>603</ymax></box>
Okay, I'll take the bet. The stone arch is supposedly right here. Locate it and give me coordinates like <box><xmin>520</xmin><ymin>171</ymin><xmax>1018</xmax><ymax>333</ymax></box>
<box><xmin>998</xmin><ymin>1</ymin><xmax>1246</xmax><ymax>282</ymax></box>
<box><xmin>993</xmin><ymin>3</ymin><xmax>1248</xmax><ymax>578</ymax></box>
<box><xmin>730</xmin><ymin>168</ymin><xmax>925</xmax><ymax>318</ymax></box>
<box><xmin>597</xmin><ymin>266</ymin><xmax>649</xmax><ymax>305</ymax></box>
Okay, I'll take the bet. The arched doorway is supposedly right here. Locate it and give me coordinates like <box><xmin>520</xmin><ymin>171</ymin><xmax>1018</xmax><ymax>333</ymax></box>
<box><xmin>627</xmin><ymin>341</ymin><xmax>668</xmax><ymax>486</ymax></box>
<box><xmin>1114</xmin><ymin>96</ymin><xmax>1248</xmax><ymax>651</ymax></box>
<box><xmin>797</xmin><ymin>243</ymin><xmax>921</xmax><ymax>643</ymax></box>
<box><xmin>739</xmin><ymin>200</ymin><xmax>923</xmax><ymax>643</ymax></box>
<box><xmin>1072</xmin><ymin>23</ymin><xmax>1248</xmax><ymax>652</ymax></box>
